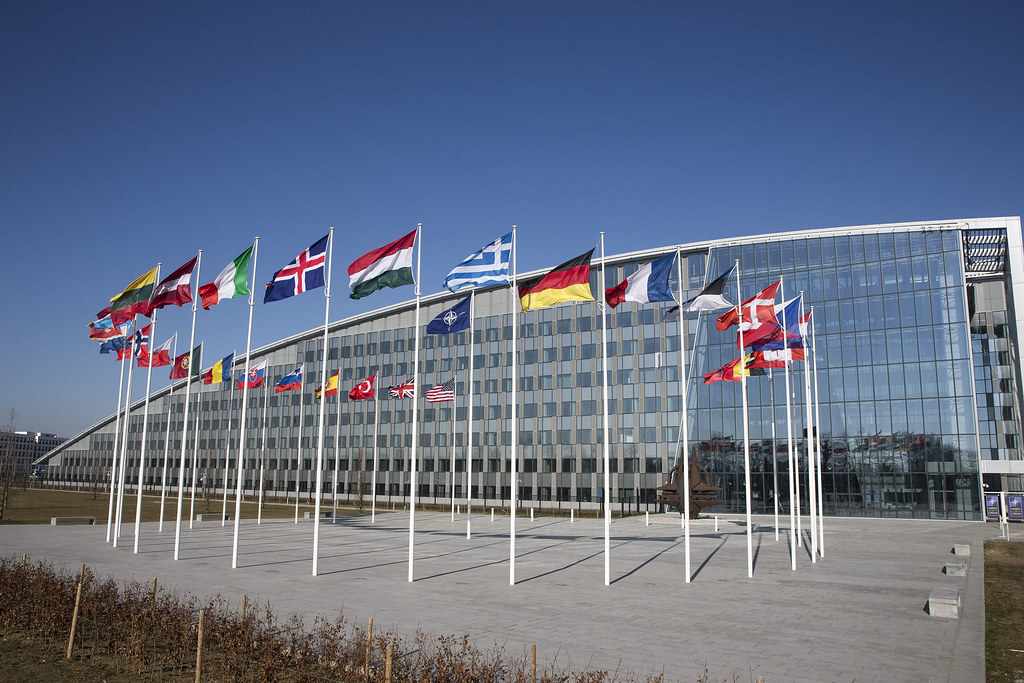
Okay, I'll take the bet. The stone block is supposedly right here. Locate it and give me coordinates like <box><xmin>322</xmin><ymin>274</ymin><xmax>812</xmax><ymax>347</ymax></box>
<box><xmin>927</xmin><ymin>586</ymin><xmax>961</xmax><ymax>618</ymax></box>
<box><xmin>195</xmin><ymin>513</ymin><xmax>231</xmax><ymax>522</ymax></box>
<box><xmin>944</xmin><ymin>557</ymin><xmax>968</xmax><ymax>576</ymax></box>
<box><xmin>952</xmin><ymin>543</ymin><xmax>971</xmax><ymax>556</ymax></box>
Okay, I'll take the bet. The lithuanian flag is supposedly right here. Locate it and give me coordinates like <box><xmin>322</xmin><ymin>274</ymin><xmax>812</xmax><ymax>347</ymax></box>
<box><xmin>518</xmin><ymin>249</ymin><xmax>595</xmax><ymax>312</ymax></box>
<box><xmin>202</xmin><ymin>352</ymin><xmax>234</xmax><ymax>385</ymax></box>
<box><xmin>109</xmin><ymin>267</ymin><xmax>157</xmax><ymax>325</ymax></box>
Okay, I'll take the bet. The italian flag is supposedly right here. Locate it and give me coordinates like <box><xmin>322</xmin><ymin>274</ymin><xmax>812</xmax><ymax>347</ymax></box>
<box><xmin>198</xmin><ymin>246</ymin><xmax>252</xmax><ymax>310</ymax></box>
<box><xmin>348</xmin><ymin>229</ymin><xmax>416</xmax><ymax>300</ymax></box>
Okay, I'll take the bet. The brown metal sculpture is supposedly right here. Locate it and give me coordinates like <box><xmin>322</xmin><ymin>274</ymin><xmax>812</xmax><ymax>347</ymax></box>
<box><xmin>655</xmin><ymin>456</ymin><xmax>725</xmax><ymax>516</ymax></box>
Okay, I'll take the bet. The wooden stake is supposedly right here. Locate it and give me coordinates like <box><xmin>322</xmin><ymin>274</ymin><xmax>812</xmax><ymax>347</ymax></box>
<box><xmin>241</xmin><ymin>594</ymin><xmax>247</xmax><ymax>620</ymax></box>
<box><xmin>366</xmin><ymin>617</ymin><xmax>373</xmax><ymax>680</ymax></box>
<box><xmin>195</xmin><ymin>609</ymin><xmax>205</xmax><ymax>683</ymax></box>
<box><xmin>79</xmin><ymin>563</ymin><xmax>86</xmax><ymax>584</ymax></box>
<box><xmin>66</xmin><ymin>580</ymin><xmax>83</xmax><ymax>659</ymax></box>
<box><xmin>531</xmin><ymin>643</ymin><xmax>537</xmax><ymax>683</ymax></box>
<box><xmin>385</xmin><ymin>640</ymin><xmax>393</xmax><ymax>683</ymax></box>
<box><xmin>151</xmin><ymin>577</ymin><xmax>158</xmax><ymax>609</ymax></box>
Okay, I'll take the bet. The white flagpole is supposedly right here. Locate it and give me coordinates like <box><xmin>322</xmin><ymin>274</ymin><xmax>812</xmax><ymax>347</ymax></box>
<box><xmin>770</xmin><ymin>367</ymin><xmax>779</xmax><ymax>541</ymax></box>
<box><xmin>258</xmin><ymin>380</ymin><xmax>269</xmax><ymax>524</ymax></box>
<box><xmin>232</xmin><ymin>237</ymin><xmax>260</xmax><ymax>569</ymax></box>
<box><xmin>114</xmin><ymin>316</ymin><xmax>139</xmax><ymax>547</ymax></box>
<box><xmin>450</xmin><ymin>382</ymin><xmax>456</xmax><ymax>521</ymax></box>
<box><xmin>466</xmin><ymin>290</ymin><xmax>476</xmax><ymax>539</ymax></box>
<box><xmin>371</xmin><ymin>380</ymin><xmax>379</xmax><ymax>523</ymax></box>
<box><xmin>134</xmin><ymin>264</ymin><xmax>162</xmax><ymax>553</ymax></box>
<box><xmin>295</xmin><ymin>364</ymin><xmax>305</xmax><ymax>524</ymax></box>
<box><xmin>174</xmin><ymin>251</ymin><xmax>202</xmax><ymax>560</ymax></box>
<box><xmin>509</xmin><ymin>225</ymin><xmax>519</xmax><ymax>586</ymax></box>
<box><xmin>811</xmin><ymin>309</ymin><xmax>825</xmax><ymax>556</ymax></box>
<box><xmin>222</xmin><ymin>356</ymin><xmax>236</xmax><ymax>527</ymax></box>
<box><xmin>333</xmin><ymin>380</ymin><xmax>340</xmax><ymax>521</ymax></box>
<box><xmin>106</xmin><ymin>339</ymin><xmax>128</xmax><ymax>543</ymax></box>
<box><xmin>599</xmin><ymin>232</ymin><xmax>611</xmax><ymax>586</ymax></box>
<box><xmin>189</xmin><ymin>377</ymin><xmax>201</xmax><ymax>529</ymax></box>
<box><xmin>736</xmin><ymin>261</ymin><xmax>753</xmax><ymax>578</ymax></box>
<box><xmin>312</xmin><ymin>228</ymin><xmax>334</xmax><ymax>577</ymax></box>
<box><xmin>675</xmin><ymin>248</ymin><xmax>692</xmax><ymax>583</ymax></box>
<box><xmin>780</xmin><ymin>279</ymin><xmax>797</xmax><ymax>570</ymax></box>
<box><xmin>408</xmin><ymin>224</ymin><xmax>423</xmax><ymax>582</ymax></box>
<box><xmin>801</xmin><ymin>294</ymin><xmax>818</xmax><ymax>563</ymax></box>
<box><xmin>158</xmin><ymin>333</ymin><xmax>178</xmax><ymax>533</ymax></box>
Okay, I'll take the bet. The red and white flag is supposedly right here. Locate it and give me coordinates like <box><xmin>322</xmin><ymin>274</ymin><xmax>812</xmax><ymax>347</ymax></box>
<box><xmin>138</xmin><ymin>335</ymin><xmax>174</xmax><ymax>367</ymax></box>
<box><xmin>749</xmin><ymin>347</ymin><xmax>805</xmax><ymax>368</ymax></box>
<box><xmin>349</xmin><ymin>374</ymin><xmax>376</xmax><ymax>400</ymax></box>
<box><xmin>425</xmin><ymin>379</ymin><xmax>455</xmax><ymax>403</ymax></box>
<box><xmin>150</xmin><ymin>257</ymin><xmax>197</xmax><ymax>310</ymax></box>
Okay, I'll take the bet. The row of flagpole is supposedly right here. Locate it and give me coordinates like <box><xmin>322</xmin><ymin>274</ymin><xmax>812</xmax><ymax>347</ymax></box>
<box><xmin>95</xmin><ymin>223</ymin><xmax>827</xmax><ymax>585</ymax></box>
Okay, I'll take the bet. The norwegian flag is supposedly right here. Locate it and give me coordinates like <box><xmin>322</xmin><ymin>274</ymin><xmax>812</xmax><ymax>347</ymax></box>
<box><xmin>388</xmin><ymin>378</ymin><xmax>415</xmax><ymax>399</ymax></box>
<box><xmin>134</xmin><ymin>324</ymin><xmax>151</xmax><ymax>359</ymax></box>
<box><xmin>264</xmin><ymin>234</ymin><xmax>329</xmax><ymax>303</ymax></box>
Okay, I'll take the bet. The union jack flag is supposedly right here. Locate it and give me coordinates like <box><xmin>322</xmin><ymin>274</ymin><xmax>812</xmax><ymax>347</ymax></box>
<box><xmin>264</xmin><ymin>234</ymin><xmax>329</xmax><ymax>303</ymax></box>
<box><xmin>388</xmin><ymin>378</ymin><xmax>415</xmax><ymax>399</ymax></box>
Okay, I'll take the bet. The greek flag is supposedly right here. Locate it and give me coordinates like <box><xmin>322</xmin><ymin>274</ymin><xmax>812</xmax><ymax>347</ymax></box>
<box><xmin>443</xmin><ymin>231</ymin><xmax>513</xmax><ymax>292</ymax></box>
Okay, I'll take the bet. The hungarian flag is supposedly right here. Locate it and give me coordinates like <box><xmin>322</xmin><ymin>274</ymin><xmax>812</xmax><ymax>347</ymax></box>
<box><xmin>138</xmin><ymin>336</ymin><xmax>174</xmax><ymax>368</ymax></box>
<box><xmin>150</xmin><ymin>257</ymin><xmax>197</xmax><ymax>310</ymax></box>
<box><xmin>202</xmin><ymin>352</ymin><xmax>234</xmax><ymax>385</ymax></box>
<box><xmin>605</xmin><ymin>252</ymin><xmax>675</xmax><ymax>308</ymax></box>
<box><xmin>199</xmin><ymin>247</ymin><xmax>252</xmax><ymax>309</ymax></box>
<box><xmin>348</xmin><ymin>374</ymin><xmax>376</xmax><ymax>400</ymax></box>
<box><xmin>703</xmin><ymin>354</ymin><xmax>766</xmax><ymax>384</ymax></box>
<box><xmin>170</xmin><ymin>345</ymin><xmax>202</xmax><ymax>380</ymax></box>
<box><xmin>680</xmin><ymin>266</ymin><xmax>734</xmax><ymax>313</ymax></box>
<box><xmin>275</xmin><ymin>366</ymin><xmax>303</xmax><ymax>393</ymax></box>
<box><xmin>348</xmin><ymin>229</ymin><xmax>416</xmax><ymax>300</ymax></box>
<box><xmin>315</xmin><ymin>370</ymin><xmax>340</xmax><ymax>399</ymax></box>
<box><xmin>518</xmin><ymin>249</ymin><xmax>595</xmax><ymax>312</ymax></box>
<box><xmin>388</xmin><ymin>378</ymin><xmax>415</xmax><ymax>399</ymax></box>
<box><xmin>109</xmin><ymin>267</ymin><xmax>157</xmax><ymax>325</ymax></box>
<box><xmin>236</xmin><ymin>360</ymin><xmax>267</xmax><ymax>389</ymax></box>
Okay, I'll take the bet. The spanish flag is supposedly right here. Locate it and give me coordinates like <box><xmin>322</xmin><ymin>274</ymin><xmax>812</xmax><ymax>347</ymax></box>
<box><xmin>202</xmin><ymin>352</ymin><xmax>234</xmax><ymax>385</ymax></box>
<box><xmin>109</xmin><ymin>267</ymin><xmax>158</xmax><ymax>325</ymax></box>
<box><xmin>315</xmin><ymin>370</ymin><xmax>340</xmax><ymax>399</ymax></box>
<box><xmin>518</xmin><ymin>249</ymin><xmax>595</xmax><ymax>312</ymax></box>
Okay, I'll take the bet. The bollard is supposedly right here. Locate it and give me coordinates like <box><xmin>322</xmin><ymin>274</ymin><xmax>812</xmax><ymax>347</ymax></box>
<box><xmin>66</xmin><ymin>580</ymin><xmax>83</xmax><ymax>659</ymax></box>
<box><xmin>645</xmin><ymin>511</ymin><xmax>649</xmax><ymax>527</ymax></box>
<box><xmin>386</xmin><ymin>640</ymin><xmax>394</xmax><ymax>683</ymax></box>
<box><xmin>530</xmin><ymin>508</ymin><xmax>534</xmax><ymax>522</ymax></box>
<box><xmin>195</xmin><ymin>609</ymin><xmax>205</xmax><ymax>683</ymax></box>
<box><xmin>531</xmin><ymin>643</ymin><xmax>537</xmax><ymax>683</ymax></box>
<box><xmin>715</xmin><ymin>516</ymin><xmax>719</xmax><ymax>533</ymax></box>
<box><xmin>491</xmin><ymin>508</ymin><xmax>494</xmax><ymax>522</ymax></box>
<box><xmin>681</xmin><ymin>513</ymin><xmax>684</xmax><ymax>530</ymax></box>
<box><xmin>241</xmin><ymin>594</ymin><xmax>247</xmax><ymax>620</ymax></box>
<box><xmin>457</xmin><ymin>505</ymin><xmax>460</xmax><ymax>514</ymax></box>
<box><xmin>366</xmin><ymin>617</ymin><xmax>373</xmax><ymax>680</ymax></box>
<box><xmin>570</xmin><ymin>509</ymin><xmax>574</xmax><ymax>523</ymax></box>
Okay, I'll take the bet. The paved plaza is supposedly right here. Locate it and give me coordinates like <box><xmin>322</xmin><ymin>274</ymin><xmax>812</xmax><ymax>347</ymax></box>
<box><xmin>0</xmin><ymin>508</ymin><xmax>996</xmax><ymax>682</ymax></box>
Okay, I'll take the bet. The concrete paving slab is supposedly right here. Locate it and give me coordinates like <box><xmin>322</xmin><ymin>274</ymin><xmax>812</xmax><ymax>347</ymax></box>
<box><xmin>0</xmin><ymin>512</ymin><xmax>996</xmax><ymax>682</ymax></box>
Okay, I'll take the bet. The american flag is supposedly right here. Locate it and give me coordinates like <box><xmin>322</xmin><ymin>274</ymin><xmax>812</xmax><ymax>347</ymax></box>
<box><xmin>425</xmin><ymin>379</ymin><xmax>455</xmax><ymax>403</ymax></box>
<box><xmin>388</xmin><ymin>378</ymin><xmax>415</xmax><ymax>399</ymax></box>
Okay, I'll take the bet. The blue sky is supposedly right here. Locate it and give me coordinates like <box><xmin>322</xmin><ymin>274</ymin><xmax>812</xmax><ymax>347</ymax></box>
<box><xmin>2</xmin><ymin>1</ymin><xmax>1022</xmax><ymax>436</ymax></box>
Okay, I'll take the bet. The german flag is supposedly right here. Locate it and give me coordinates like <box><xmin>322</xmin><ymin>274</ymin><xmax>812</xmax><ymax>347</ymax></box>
<box><xmin>518</xmin><ymin>249</ymin><xmax>595</xmax><ymax>312</ymax></box>
<box><xmin>109</xmin><ymin>267</ymin><xmax>157</xmax><ymax>325</ymax></box>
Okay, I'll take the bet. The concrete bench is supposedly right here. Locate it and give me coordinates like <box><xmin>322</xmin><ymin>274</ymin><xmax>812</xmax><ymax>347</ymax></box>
<box><xmin>50</xmin><ymin>516</ymin><xmax>96</xmax><ymax>526</ymax></box>
<box><xmin>944</xmin><ymin>557</ymin><xmax>969</xmax><ymax>577</ymax></box>
<box><xmin>303</xmin><ymin>510</ymin><xmax>334</xmax><ymax>519</ymax></box>
<box><xmin>927</xmin><ymin>586</ymin><xmax>961</xmax><ymax>618</ymax></box>
<box><xmin>952</xmin><ymin>543</ymin><xmax>971</xmax><ymax>556</ymax></box>
<box><xmin>195</xmin><ymin>513</ymin><xmax>231</xmax><ymax>522</ymax></box>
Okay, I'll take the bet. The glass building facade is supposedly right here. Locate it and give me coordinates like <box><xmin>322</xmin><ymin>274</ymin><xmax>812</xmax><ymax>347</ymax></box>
<box><xmin>41</xmin><ymin>217</ymin><xmax>1024</xmax><ymax>520</ymax></box>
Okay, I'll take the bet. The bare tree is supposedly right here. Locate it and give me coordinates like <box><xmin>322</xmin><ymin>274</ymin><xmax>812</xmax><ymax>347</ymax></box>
<box><xmin>0</xmin><ymin>409</ymin><xmax>17</xmax><ymax>521</ymax></box>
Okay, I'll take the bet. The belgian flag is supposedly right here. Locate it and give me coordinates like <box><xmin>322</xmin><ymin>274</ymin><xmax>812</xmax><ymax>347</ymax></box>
<box><xmin>517</xmin><ymin>249</ymin><xmax>595</xmax><ymax>312</ymax></box>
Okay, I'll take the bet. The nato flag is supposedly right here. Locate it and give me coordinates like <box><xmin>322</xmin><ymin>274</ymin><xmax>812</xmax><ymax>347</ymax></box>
<box><xmin>426</xmin><ymin>296</ymin><xmax>471</xmax><ymax>335</ymax></box>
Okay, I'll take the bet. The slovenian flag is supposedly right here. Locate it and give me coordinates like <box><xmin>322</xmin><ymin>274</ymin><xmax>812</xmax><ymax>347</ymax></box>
<box><xmin>604</xmin><ymin>252</ymin><xmax>675</xmax><ymax>308</ymax></box>
<box><xmin>199</xmin><ymin>247</ymin><xmax>252</xmax><ymax>309</ymax></box>
<box><xmin>275</xmin><ymin>365</ymin><xmax>303</xmax><ymax>393</ymax></box>
<box><xmin>236</xmin><ymin>360</ymin><xmax>267</xmax><ymax>389</ymax></box>
<box><xmin>348</xmin><ymin>229</ymin><xmax>416</xmax><ymax>300</ymax></box>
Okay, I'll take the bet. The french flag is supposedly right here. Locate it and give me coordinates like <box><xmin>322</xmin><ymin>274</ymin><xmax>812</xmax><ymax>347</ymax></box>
<box><xmin>604</xmin><ymin>252</ymin><xmax>676</xmax><ymax>308</ymax></box>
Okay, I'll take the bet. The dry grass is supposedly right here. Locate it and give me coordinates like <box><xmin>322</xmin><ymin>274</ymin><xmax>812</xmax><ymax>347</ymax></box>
<box><xmin>984</xmin><ymin>539</ymin><xmax>1024</xmax><ymax>682</ymax></box>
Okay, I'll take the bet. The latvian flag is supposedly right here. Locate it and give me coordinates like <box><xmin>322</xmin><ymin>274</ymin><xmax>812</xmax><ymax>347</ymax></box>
<box><xmin>605</xmin><ymin>252</ymin><xmax>675</xmax><ymax>308</ymax></box>
<box><xmin>236</xmin><ymin>360</ymin><xmax>267</xmax><ymax>389</ymax></box>
<box><xmin>348</xmin><ymin>229</ymin><xmax>416</xmax><ymax>300</ymax></box>
<box><xmin>518</xmin><ymin>249</ymin><xmax>595</xmax><ymax>312</ymax></box>
<box><xmin>151</xmin><ymin>257</ymin><xmax>197</xmax><ymax>310</ymax></box>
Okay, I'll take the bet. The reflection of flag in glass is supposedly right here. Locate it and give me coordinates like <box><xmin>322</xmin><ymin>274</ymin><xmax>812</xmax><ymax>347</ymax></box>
<box><xmin>275</xmin><ymin>366</ymin><xmax>303</xmax><ymax>393</ymax></box>
<box><xmin>348</xmin><ymin>374</ymin><xmax>376</xmax><ymax>400</ymax></box>
<box><xmin>425</xmin><ymin>379</ymin><xmax>455</xmax><ymax>403</ymax></box>
<box><xmin>388</xmin><ymin>378</ymin><xmax>415</xmax><ymax>399</ymax></box>
<box><xmin>236</xmin><ymin>360</ymin><xmax>267</xmax><ymax>389</ymax></box>
<box><xmin>315</xmin><ymin>370</ymin><xmax>340</xmax><ymax>399</ymax></box>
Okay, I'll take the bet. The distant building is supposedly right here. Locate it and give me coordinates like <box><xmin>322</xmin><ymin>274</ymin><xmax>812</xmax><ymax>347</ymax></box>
<box><xmin>3</xmin><ymin>431</ymin><xmax>66</xmax><ymax>478</ymax></box>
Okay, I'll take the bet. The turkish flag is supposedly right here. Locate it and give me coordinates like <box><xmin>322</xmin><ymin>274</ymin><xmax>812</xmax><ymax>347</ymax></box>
<box><xmin>348</xmin><ymin>374</ymin><xmax>376</xmax><ymax>400</ymax></box>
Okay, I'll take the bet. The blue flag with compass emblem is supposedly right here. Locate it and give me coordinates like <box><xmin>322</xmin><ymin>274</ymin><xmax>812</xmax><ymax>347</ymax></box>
<box><xmin>426</xmin><ymin>296</ymin><xmax>471</xmax><ymax>335</ymax></box>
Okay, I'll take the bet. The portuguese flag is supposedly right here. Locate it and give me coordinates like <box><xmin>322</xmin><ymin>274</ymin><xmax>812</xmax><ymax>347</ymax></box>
<box><xmin>170</xmin><ymin>345</ymin><xmax>202</xmax><ymax>380</ymax></box>
<box><xmin>199</xmin><ymin>246</ymin><xmax>252</xmax><ymax>309</ymax></box>
<box><xmin>109</xmin><ymin>267</ymin><xmax>157</xmax><ymax>325</ymax></box>
<box><xmin>348</xmin><ymin>229</ymin><xmax>416</xmax><ymax>300</ymax></box>
<box><xmin>518</xmin><ymin>249</ymin><xmax>595</xmax><ymax>312</ymax></box>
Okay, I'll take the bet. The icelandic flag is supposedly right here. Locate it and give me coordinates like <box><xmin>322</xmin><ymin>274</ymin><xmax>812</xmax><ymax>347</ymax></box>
<box><xmin>680</xmin><ymin>266</ymin><xmax>734</xmax><ymax>313</ymax></box>
<box><xmin>265</xmin><ymin>234</ymin><xmax>328</xmax><ymax>303</ymax></box>
<box><xmin>237</xmin><ymin>360</ymin><xmax>267</xmax><ymax>389</ymax></box>
<box><xmin>604</xmin><ymin>252</ymin><xmax>675</xmax><ymax>308</ymax></box>
<box><xmin>426</xmin><ymin>296</ymin><xmax>471</xmax><ymax>335</ymax></box>
<box><xmin>443</xmin><ymin>231</ymin><xmax>513</xmax><ymax>292</ymax></box>
<box><xmin>275</xmin><ymin>365</ymin><xmax>303</xmax><ymax>393</ymax></box>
